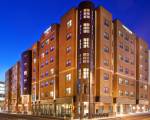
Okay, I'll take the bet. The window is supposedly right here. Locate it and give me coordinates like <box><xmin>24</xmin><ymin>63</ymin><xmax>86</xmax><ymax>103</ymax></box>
<box><xmin>119</xmin><ymin>55</ymin><xmax>124</xmax><ymax>61</ymax></box>
<box><xmin>50</xmin><ymin>57</ymin><xmax>54</xmax><ymax>63</ymax></box>
<box><xmin>83</xmin><ymin>68</ymin><xmax>89</xmax><ymax>79</ymax></box>
<box><xmin>49</xmin><ymin>79</ymin><xmax>54</xmax><ymax>85</ymax></box>
<box><xmin>83</xmin><ymin>53</ymin><xmax>89</xmax><ymax>63</ymax></box>
<box><xmin>104</xmin><ymin>19</ymin><xmax>109</xmax><ymax>27</ymax></box>
<box><xmin>119</xmin><ymin>90</ymin><xmax>123</xmax><ymax>96</ymax></box>
<box><xmin>103</xmin><ymin>59</ymin><xmax>109</xmax><ymax>66</ymax></box>
<box><xmin>104</xmin><ymin>87</ymin><xmax>109</xmax><ymax>93</ymax></box>
<box><xmin>125</xmin><ymin>91</ymin><xmax>129</xmax><ymax>96</ymax></box>
<box><xmin>41</xmin><ymin>63</ymin><xmax>44</xmax><ymax>68</ymax></box>
<box><xmin>125</xmin><ymin>35</ymin><xmax>129</xmax><ymax>41</ymax></box>
<box><xmin>124</xmin><ymin>57</ymin><xmax>129</xmax><ymax>63</ymax></box>
<box><xmin>125</xmin><ymin>68</ymin><xmax>129</xmax><ymax>74</ymax></box>
<box><xmin>41</xmin><ymin>42</ymin><xmax>44</xmax><ymax>48</ymax></box>
<box><xmin>66</xmin><ymin>73</ymin><xmax>71</xmax><ymax>81</ymax></box>
<box><xmin>45</xmin><ymin>49</ymin><xmax>49</xmax><ymax>55</ymax></box>
<box><xmin>104</xmin><ymin>32</ymin><xmax>109</xmax><ymax>40</ymax></box>
<box><xmin>45</xmin><ymin>71</ymin><xmax>49</xmax><ymax>77</ymax></box>
<box><xmin>50</xmin><ymin>68</ymin><xmax>54</xmax><ymax>75</ymax></box>
<box><xmin>33</xmin><ymin>58</ymin><xmax>36</xmax><ymax>64</ymax></box>
<box><xmin>50</xmin><ymin>46</ymin><xmax>55</xmax><ymax>52</ymax></box>
<box><xmin>66</xmin><ymin>33</ymin><xmax>72</xmax><ymax>40</ymax></box>
<box><xmin>45</xmin><ymin>60</ymin><xmax>49</xmax><ymax>65</ymax></box>
<box><xmin>66</xmin><ymin>46</ymin><xmax>71</xmax><ymax>53</ymax></box>
<box><xmin>144</xmin><ymin>85</ymin><xmax>147</xmax><ymax>90</ymax></box>
<box><xmin>50</xmin><ymin>34</ymin><xmax>55</xmax><ymax>41</ymax></box>
<box><xmin>67</xmin><ymin>20</ymin><xmax>72</xmax><ymax>28</ymax></box>
<box><xmin>130</xmin><ymin>92</ymin><xmax>134</xmax><ymax>97</ymax></box>
<box><xmin>50</xmin><ymin>91</ymin><xmax>54</xmax><ymax>97</ymax></box>
<box><xmin>103</xmin><ymin>46</ymin><xmax>109</xmax><ymax>53</ymax></box>
<box><xmin>83</xmin><ymin>38</ymin><xmax>89</xmax><ymax>48</ymax></box>
<box><xmin>41</xmin><ymin>53</ymin><xmax>45</xmax><ymax>58</ymax></box>
<box><xmin>45</xmin><ymin>39</ymin><xmax>49</xmax><ymax>45</ymax></box>
<box><xmin>78</xmin><ymin>69</ymin><xmax>81</xmax><ymax>79</ymax></box>
<box><xmin>66</xmin><ymin>60</ymin><xmax>71</xmax><ymax>67</ymax></box>
<box><xmin>83</xmin><ymin>23</ymin><xmax>90</xmax><ymax>33</ymax></box>
<box><xmin>83</xmin><ymin>9</ymin><xmax>90</xmax><ymax>19</ymax></box>
<box><xmin>124</xmin><ymin>45</ymin><xmax>129</xmax><ymax>52</ymax></box>
<box><xmin>125</xmin><ymin>80</ymin><xmax>129</xmax><ymax>85</ymax></box>
<box><xmin>104</xmin><ymin>73</ymin><xmax>109</xmax><ymax>80</ymax></box>
<box><xmin>24</xmin><ymin>71</ymin><xmax>27</xmax><ymax>75</ymax></box>
<box><xmin>45</xmin><ymin>81</ymin><xmax>49</xmax><ymax>87</ymax></box>
<box><xmin>119</xmin><ymin>66</ymin><xmax>123</xmax><ymax>72</ymax></box>
<box><xmin>119</xmin><ymin>78</ymin><xmax>123</xmax><ymax>85</ymax></box>
<box><xmin>119</xmin><ymin>42</ymin><xmax>123</xmax><ymax>49</ymax></box>
<box><xmin>66</xmin><ymin>87</ymin><xmax>71</xmax><ymax>94</ymax></box>
<box><xmin>118</xmin><ymin>30</ymin><xmax>123</xmax><ymax>37</ymax></box>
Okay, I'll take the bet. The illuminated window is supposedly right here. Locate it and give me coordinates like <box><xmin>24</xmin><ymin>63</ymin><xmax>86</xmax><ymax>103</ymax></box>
<box><xmin>83</xmin><ymin>53</ymin><xmax>89</xmax><ymax>63</ymax></box>
<box><xmin>83</xmin><ymin>38</ymin><xmax>89</xmax><ymax>48</ymax></box>
<box><xmin>125</xmin><ymin>91</ymin><xmax>129</xmax><ymax>96</ymax></box>
<box><xmin>83</xmin><ymin>9</ymin><xmax>90</xmax><ymax>19</ymax></box>
<box><xmin>66</xmin><ymin>73</ymin><xmax>71</xmax><ymax>81</ymax></box>
<box><xmin>66</xmin><ymin>46</ymin><xmax>71</xmax><ymax>53</ymax></box>
<box><xmin>119</xmin><ymin>55</ymin><xmax>124</xmax><ymax>61</ymax></box>
<box><xmin>50</xmin><ymin>91</ymin><xmax>54</xmax><ymax>97</ymax></box>
<box><xmin>118</xmin><ymin>78</ymin><xmax>123</xmax><ymax>85</ymax></box>
<box><xmin>83</xmin><ymin>23</ymin><xmax>90</xmax><ymax>33</ymax></box>
<box><xmin>45</xmin><ymin>39</ymin><xmax>49</xmax><ymax>45</ymax></box>
<box><xmin>83</xmin><ymin>68</ymin><xmax>89</xmax><ymax>79</ymax></box>
<box><xmin>144</xmin><ymin>85</ymin><xmax>147</xmax><ymax>90</ymax></box>
<box><xmin>33</xmin><ymin>58</ymin><xmax>36</xmax><ymax>64</ymax></box>
<box><xmin>41</xmin><ymin>53</ymin><xmax>45</xmax><ymax>58</ymax></box>
<box><xmin>78</xmin><ymin>69</ymin><xmax>81</xmax><ymax>79</ymax></box>
<box><xmin>24</xmin><ymin>71</ymin><xmax>27</xmax><ymax>75</ymax></box>
<box><xmin>118</xmin><ymin>30</ymin><xmax>123</xmax><ymax>37</ymax></box>
<box><xmin>67</xmin><ymin>20</ymin><xmax>72</xmax><ymax>28</ymax></box>
<box><xmin>66</xmin><ymin>87</ymin><xmax>71</xmax><ymax>94</ymax></box>
<box><xmin>119</xmin><ymin>90</ymin><xmax>123</xmax><ymax>96</ymax></box>
<box><xmin>50</xmin><ymin>68</ymin><xmax>54</xmax><ymax>75</ymax></box>
<box><xmin>125</xmin><ymin>79</ymin><xmax>129</xmax><ymax>85</ymax></box>
<box><xmin>130</xmin><ymin>92</ymin><xmax>134</xmax><ymax>97</ymax></box>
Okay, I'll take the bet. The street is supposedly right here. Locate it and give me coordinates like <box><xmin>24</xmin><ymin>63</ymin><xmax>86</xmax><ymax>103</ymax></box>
<box><xmin>0</xmin><ymin>113</ymin><xmax>150</xmax><ymax>120</ymax></box>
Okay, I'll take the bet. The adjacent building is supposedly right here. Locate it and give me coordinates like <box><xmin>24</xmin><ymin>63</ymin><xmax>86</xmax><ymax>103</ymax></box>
<box><xmin>0</xmin><ymin>81</ymin><xmax>5</xmax><ymax>111</ymax></box>
<box><xmin>4</xmin><ymin>1</ymin><xmax>150</xmax><ymax>119</ymax></box>
<box><xmin>136</xmin><ymin>38</ymin><xmax>149</xmax><ymax>111</ymax></box>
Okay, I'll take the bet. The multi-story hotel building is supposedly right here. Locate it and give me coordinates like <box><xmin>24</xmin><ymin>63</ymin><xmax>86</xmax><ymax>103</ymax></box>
<box><xmin>38</xmin><ymin>24</ymin><xmax>59</xmax><ymax>115</ymax></box>
<box><xmin>136</xmin><ymin>38</ymin><xmax>149</xmax><ymax>111</ymax></box>
<box><xmin>4</xmin><ymin>1</ymin><xmax>149</xmax><ymax>119</ymax></box>
<box><xmin>113</xmin><ymin>20</ymin><xmax>137</xmax><ymax>114</ymax></box>
<box><xmin>5</xmin><ymin>69</ymin><xmax>11</xmax><ymax>112</ymax></box>
<box><xmin>5</xmin><ymin>62</ymin><xmax>21</xmax><ymax>113</ymax></box>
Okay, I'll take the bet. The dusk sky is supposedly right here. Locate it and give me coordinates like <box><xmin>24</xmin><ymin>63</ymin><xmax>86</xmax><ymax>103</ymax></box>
<box><xmin>0</xmin><ymin>0</ymin><xmax>150</xmax><ymax>81</ymax></box>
